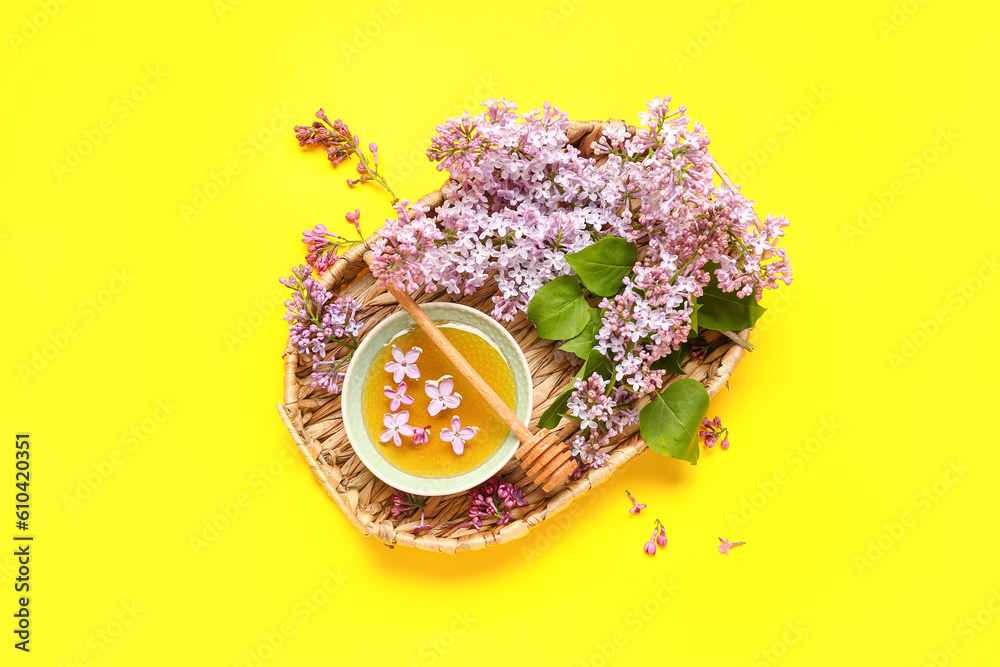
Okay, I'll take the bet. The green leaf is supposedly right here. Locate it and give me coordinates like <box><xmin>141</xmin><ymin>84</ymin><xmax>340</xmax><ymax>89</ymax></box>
<box><xmin>689</xmin><ymin>298</ymin><xmax>701</xmax><ymax>335</ymax></box>
<box><xmin>566</xmin><ymin>236</ymin><xmax>638</xmax><ymax>297</ymax></box>
<box><xmin>650</xmin><ymin>342</ymin><xmax>690</xmax><ymax>375</ymax></box>
<box><xmin>578</xmin><ymin>348</ymin><xmax>613</xmax><ymax>381</ymax></box>
<box><xmin>537</xmin><ymin>386</ymin><xmax>573</xmax><ymax>429</ymax></box>
<box><xmin>537</xmin><ymin>349</ymin><xmax>614</xmax><ymax>429</ymax></box>
<box><xmin>639</xmin><ymin>378</ymin><xmax>710</xmax><ymax>464</ymax></box>
<box><xmin>527</xmin><ymin>276</ymin><xmax>591</xmax><ymax>340</ymax></box>
<box><xmin>698</xmin><ymin>266</ymin><xmax>766</xmax><ymax>331</ymax></box>
<box><xmin>559</xmin><ymin>308</ymin><xmax>603</xmax><ymax>360</ymax></box>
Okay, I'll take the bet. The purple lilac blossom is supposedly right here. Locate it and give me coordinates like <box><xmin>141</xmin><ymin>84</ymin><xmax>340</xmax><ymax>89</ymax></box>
<box><xmin>700</xmin><ymin>416</ymin><xmax>730</xmax><ymax>449</ymax></box>
<box><xmin>368</xmin><ymin>96</ymin><xmax>791</xmax><ymax>463</ymax></box>
<box><xmin>425</xmin><ymin>376</ymin><xmax>462</xmax><ymax>417</ymax></box>
<box><xmin>626</xmin><ymin>490</ymin><xmax>646</xmax><ymax>515</ymax></box>
<box><xmin>281</xmin><ymin>265</ymin><xmax>363</xmax><ymax>395</ymax></box>
<box><xmin>301</xmin><ymin>211</ymin><xmax>365</xmax><ymax>276</ymax></box>
<box><xmin>383</xmin><ymin>382</ymin><xmax>415</xmax><ymax>412</ymax></box>
<box><xmin>439</xmin><ymin>416</ymin><xmax>478</xmax><ymax>456</ymax></box>
<box><xmin>384</xmin><ymin>346</ymin><xmax>421</xmax><ymax>383</ymax></box>
<box><xmin>466</xmin><ymin>476</ymin><xmax>528</xmax><ymax>529</ymax></box>
<box><xmin>379</xmin><ymin>411</ymin><xmax>414</xmax><ymax>447</ymax></box>
<box><xmin>718</xmin><ymin>537</ymin><xmax>746</xmax><ymax>554</ymax></box>
<box><xmin>390</xmin><ymin>491</ymin><xmax>426</xmax><ymax>517</ymax></box>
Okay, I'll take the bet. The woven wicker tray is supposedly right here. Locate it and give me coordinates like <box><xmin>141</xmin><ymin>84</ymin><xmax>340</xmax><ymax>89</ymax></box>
<box><xmin>276</xmin><ymin>120</ymin><xmax>753</xmax><ymax>553</ymax></box>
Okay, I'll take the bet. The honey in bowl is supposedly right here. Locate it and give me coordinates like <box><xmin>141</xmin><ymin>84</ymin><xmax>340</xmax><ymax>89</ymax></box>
<box><xmin>361</xmin><ymin>320</ymin><xmax>516</xmax><ymax>478</ymax></box>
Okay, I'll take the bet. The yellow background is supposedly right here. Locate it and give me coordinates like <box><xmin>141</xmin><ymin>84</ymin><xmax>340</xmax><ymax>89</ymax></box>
<box><xmin>3</xmin><ymin>0</ymin><xmax>999</xmax><ymax>664</ymax></box>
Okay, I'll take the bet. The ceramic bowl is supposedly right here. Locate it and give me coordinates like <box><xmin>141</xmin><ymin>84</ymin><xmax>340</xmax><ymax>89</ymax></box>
<box><xmin>341</xmin><ymin>303</ymin><xmax>532</xmax><ymax>496</ymax></box>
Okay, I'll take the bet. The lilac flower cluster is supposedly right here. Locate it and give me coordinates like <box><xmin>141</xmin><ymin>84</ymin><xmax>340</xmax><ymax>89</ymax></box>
<box><xmin>389</xmin><ymin>494</ymin><xmax>433</xmax><ymax>534</ymax></box>
<box><xmin>566</xmin><ymin>374</ymin><xmax>639</xmax><ymax>469</ymax></box>
<box><xmin>643</xmin><ymin>519</ymin><xmax>669</xmax><ymax>556</ymax></box>
<box><xmin>566</xmin><ymin>373</ymin><xmax>615</xmax><ymax>431</ymax></box>
<box><xmin>372</xmin><ymin>97</ymin><xmax>789</xmax><ymax>323</ymax></box>
<box><xmin>593</xmin><ymin>266</ymin><xmax>708</xmax><ymax>397</ymax></box>
<box><xmin>294</xmin><ymin>109</ymin><xmax>357</xmax><ymax>165</ymax></box>
<box><xmin>301</xmin><ymin>211</ymin><xmax>364</xmax><ymax>276</ymax></box>
<box><xmin>688</xmin><ymin>339</ymin><xmax>708</xmax><ymax>361</ymax></box>
<box><xmin>294</xmin><ymin>109</ymin><xmax>398</xmax><ymax>201</ymax></box>
<box><xmin>372</xmin><ymin>100</ymin><xmax>613</xmax><ymax>319</ymax></box>
<box><xmin>700</xmin><ymin>416</ymin><xmax>730</xmax><ymax>449</ymax></box>
<box><xmin>280</xmin><ymin>265</ymin><xmax>363</xmax><ymax>394</ymax></box>
<box><xmin>466</xmin><ymin>476</ymin><xmax>527</xmax><ymax>529</ymax></box>
<box><xmin>367</xmin><ymin>96</ymin><xmax>791</xmax><ymax>466</ymax></box>
<box><xmin>389</xmin><ymin>491</ymin><xmax>426</xmax><ymax>517</ymax></box>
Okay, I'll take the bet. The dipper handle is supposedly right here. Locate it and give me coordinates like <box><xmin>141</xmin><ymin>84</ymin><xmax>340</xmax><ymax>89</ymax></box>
<box><xmin>363</xmin><ymin>252</ymin><xmax>578</xmax><ymax>491</ymax></box>
<box><xmin>377</xmin><ymin>281</ymin><xmax>533</xmax><ymax>443</ymax></box>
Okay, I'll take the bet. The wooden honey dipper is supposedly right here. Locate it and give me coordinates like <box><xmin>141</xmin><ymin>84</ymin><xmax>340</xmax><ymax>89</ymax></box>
<box><xmin>364</xmin><ymin>253</ymin><xmax>578</xmax><ymax>492</ymax></box>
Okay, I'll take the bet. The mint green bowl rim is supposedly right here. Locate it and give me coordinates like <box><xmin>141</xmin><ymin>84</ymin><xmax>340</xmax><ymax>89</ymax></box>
<box><xmin>341</xmin><ymin>303</ymin><xmax>532</xmax><ymax>497</ymax></box>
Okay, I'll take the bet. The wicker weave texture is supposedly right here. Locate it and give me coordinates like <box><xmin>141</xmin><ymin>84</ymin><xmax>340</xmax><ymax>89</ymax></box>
<box><xmin>276</xmin><ymin>120</ymin><xmax>752</xmax><ymax>553</ymax></box>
